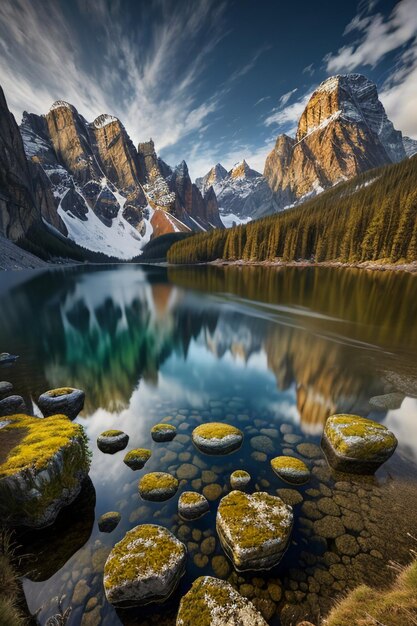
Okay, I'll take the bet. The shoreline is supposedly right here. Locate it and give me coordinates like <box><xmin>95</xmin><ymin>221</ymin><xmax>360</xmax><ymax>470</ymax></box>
<box><xmin>204</xmin><ymin>258</ymin><xmax>417</xmax><ymax>273</ymax></box>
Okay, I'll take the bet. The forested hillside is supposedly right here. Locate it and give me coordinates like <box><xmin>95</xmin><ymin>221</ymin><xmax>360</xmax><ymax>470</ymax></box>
<box><xmin>168</xmin><ymin>155</ymin><xmax>417</xmax><ymax>265</ymax></box>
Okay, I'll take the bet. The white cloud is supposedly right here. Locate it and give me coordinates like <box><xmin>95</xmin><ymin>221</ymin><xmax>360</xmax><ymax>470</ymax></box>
<box><xmin>264</xmin><ymin>91</ymin><xmax>311</xmax><ymax>134</ymax></box>
<box><xmin>0</xmin><ymin>0</ymin><xmax>264</xmax><ymax>159</ymax></box>
<box><xmin>302</xmin><ymin>63</ymin><xmax>315</xmax><ymax>76</ymax></box>
<box><xmin>324</xmin><ymin>0</ymin><xmax>417</xmax><ymax>138</ymax></box>
<box><xmin>279</xmin><ymin>88</ymin><xmax>298</xmax><ymax>107</ymax></box>
<box><xmin>325</xmin><ymin>0</ymin><xmax>417</xmax><ymax>72</ymax></box>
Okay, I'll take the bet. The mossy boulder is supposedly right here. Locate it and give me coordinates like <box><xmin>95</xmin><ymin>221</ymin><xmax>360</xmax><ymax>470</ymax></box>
<box><xmin>0</xmin><ymin>395</ymin><xmax>26</xmax><ymax>417</ymax></box>
<box><xmin>176</xmin><ymin>576</ymin><xmax>268</xmax><ymax>625</ymax></box>
<box><xmin>38</xmin><ymin>387</ymin><xmax>85</xmax><ymax>420</ymax></box>
<box><xmin>98</xmin><ymin>511</ymin><xmax>121</xmax><ymax>533</ymax></box>
<box><xmin>123</xmin><ymin>448</ymin><xmax>152</xmax><ymax>470</ymax></box>
<box><xmin>97</xmin><ymin>430</ymin><xmax>129</xmax><ymax>454</ymax></box>
<box><xmin>216</xmin><ymin>491</ymin><xmax>293</xmax><ymax>571</ymax></box>
<box><xmin>0</xmin><ymin>414</ymin><xmax>91</xmax><ymax>528</ymax></box>
<box><xmin>0</xmin><ymin>381</ymin><xmax>13</xmax><ymax>400</ymax></box>
<box><xmin>139</xmin><ymin>472</ymin><xmax>178</xmax><ymax>501</ymax></box>
<box><xmin>104</xmin><ymin>524</ymin><xmax>186</xmax><ymax>607</ymax></box>
<box><xmin>271</xmin><ymin>456</ymin><xmax>310</xmax><ymax>485</ymax></box>
<box><xmin>151</xmin><ymin>423</ymin><xmax>176</xmax><ymax>442</ymax></box>
<box><xmin>178</xmin><ymin>491</ymin><xmax>209</xmax><ymax>520</ymax></box>
<box><xmin>192</xmin><ymin>423</ymin><xmax>243</xmax><ymax>455</ymax></box>
<box><xmin>230</xmin><ymin>470</ymin><xmax>251</xmax><ymax>490</ymax></box>
<box><xmin>321</xmin><ymin>414</ymin><xmax>397</xmax><ymax>474</ymax></box>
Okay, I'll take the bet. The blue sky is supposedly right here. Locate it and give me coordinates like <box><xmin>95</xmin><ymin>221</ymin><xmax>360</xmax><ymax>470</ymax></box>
<box><xmin>0</xmin><ymin>0</ymin><xmax>416</xmax><ymax>178</ymax></box>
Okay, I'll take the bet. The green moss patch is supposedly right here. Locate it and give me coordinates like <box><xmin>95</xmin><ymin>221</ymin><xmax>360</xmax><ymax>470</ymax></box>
<box><xmin>100</xmin><ymin>429</ymin><xmax>125</xmax><ymax>438</ymax></box>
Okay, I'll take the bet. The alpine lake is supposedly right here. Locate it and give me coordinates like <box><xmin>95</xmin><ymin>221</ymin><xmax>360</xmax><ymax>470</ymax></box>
<box><xmin>1</xmin><ymin>264</ymin><xmax>417</xmax><ymax>626</ymax></box>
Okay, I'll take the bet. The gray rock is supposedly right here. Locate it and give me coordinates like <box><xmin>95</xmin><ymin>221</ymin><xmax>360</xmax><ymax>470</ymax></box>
<box><xmin>0</xmin><ymin>381</ymin><xmax>13</xmax><ymax>399</ymax></box>
<box><xmin>97</xmin><ymin>430</ymin><xmax>129</xmax><ymax>454</ymax></box>
<box><xmin>38</xmin><ymin>387</ymin><xmax>85</xmax><ymax>420</ymax></box>
<box><xmin>0</xmin><ymin>394</ymin><xmax>26</xmax><ymax>416</ymax></box>
<box><xmin>98</xmin><ymin>511</ymin><xmax>121</xmax><ymax>533</ymax></box>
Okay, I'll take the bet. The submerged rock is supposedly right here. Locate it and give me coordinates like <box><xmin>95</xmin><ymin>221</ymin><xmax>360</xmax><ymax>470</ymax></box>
<box><xmin>97</xmin><ymin>430</ymin><xmax>129</xmax><ymax>454</ymax></box>
<box><xmin>0</xmin><ymin>394</ymin><xmax>26</xmax><ymax>416</ymax></box>
<box><xmin>216</xmin><ymin>491</ymin><xmax>293</xmax><ymax>571</ymax></box>
<box><xmin>176</xmin><ymin>576</ymin><xmax>268</xmax><ymax>625</ymax></box>
<box><xmin>271</xmin><ymin>456</ymin><xmax>310</xmax><ymax>485</ymax></box>
<box><xmin>0</xmin><ymin>381</ymin><xmax>13</xmax><ymax>399</ymax></box>
<box><xmin>0</xmin><ymin>413</ymin><xmax>91</xmax><ymax>527</ymax></box>
<box><xmin>98</xmin><ymin>511</ymin><xmax>121</xmax><ymax>533</ymax></box>
<box><xmin>138</xmin><ymin>472</ymin><xmax>179</xmax><ymax>501</ymax></box>
<box><xmin>151</xmin><ymin>423</ymin><xmax>177</xmax><ymax>442</ymax></box>
<box><xmin>38</xmin><ymin>387</ymin><xmax>85</xmax><ymax>420</ymax></box>
<box><xmin>192</xmin><ymin>422</ymin><xmax>243</xmax><ymax>455</ymax></box>
<box><xmin>0</xmin><ymin>352</ymin><xmax>19</xmax><ymax>364</ymax></box>
<box><xmin>321</xmin><ymin>414</ymin><xmax>397</xmax><ymax>474</ymax></box>
<box><xmin>104</xmin><ymin>524</ymin><xmax>186</xmax><ymax>607</ymax></box>
<box><xmin>230</xmin><ymin>470</ymin><xmax>251</xmax><ymax>489</ymax></box>
<box><xmin>369</xmin><ymin>393</ymin><xmax>404</xmax><ymax>411</ymax></box>
<box><xmin>123</xmin><ymin>448</ymin><xmax>152</xmax><ymax>470</ymax></box>
<box><xmin>178</xmin><ymin>491</ymin><xmax>209</xmax><ymax>520</ymax></box>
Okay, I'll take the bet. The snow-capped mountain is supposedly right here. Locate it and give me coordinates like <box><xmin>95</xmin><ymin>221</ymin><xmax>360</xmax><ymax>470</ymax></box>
<box><xmin>196</xmin><ymin>160</ymin><xmax>278</xmax><ymax>226</ymax></box>
<box><xmin>0</xmin><ymin>88</ymin><xmax>221</xmax><ymax>260</ymax></box>
<box><xmin>264</xmin><ymin>74</ymin><xmax>412</xmax><ymax>207</ymax></box>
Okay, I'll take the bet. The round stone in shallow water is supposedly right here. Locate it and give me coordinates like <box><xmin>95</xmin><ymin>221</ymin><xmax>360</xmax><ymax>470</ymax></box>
<box><xmin>230</xmin><ymin>470</ymin><xmax>251</xmax><ymax>489</ymax></box>
<box><xmin>177</xmin><ymin>576</ymin><xmax>268</xmax><ymax>626</ymax></box>
<box><xmin>271</xmin><ymin>456</ymin><xmax>310</xmax><ymax>485</ymax></box>
<box><xmin>178</xmin><ymin>491</ymin><xmax>209</xmax><ymax>520</ymax></box>
<box><xmin>38</xmin><ymin>387</ymin><xmax>85</xmax><ymax>420</ymax></box>
<box><xmin>192</xmin><ymin>422</ymin><xmax>243</xmax><ymax>455</ymax></box>
<box><xmin>104</xmin><ymin>524</ymin><xmax>186</xmax><ymax>607</ymax></box>
<box><xmin>123</xmin><ymin>448</ymin><xmax>152</xmax><ymax>470</ymax></box>
<box><xmin>97</xmin><ymin>430</ymin><xmax>129</xmax><ymax>454</ymax></box>
<box><xmin>151</xmin><ymin>423</ymin><xmax>177</xmax><ymax>442</ymax></box>
<box><xmin>138</xmin><ymin>472</ymin><xmax>179</xmax><ymax>501</ymax></box>
<box><xmin>98</xmin><ymin>511</ymin><xmax>121</xmax><ymax>533</ymax></box>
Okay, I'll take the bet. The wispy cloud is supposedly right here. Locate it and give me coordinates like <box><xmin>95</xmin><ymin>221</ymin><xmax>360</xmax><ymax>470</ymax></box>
<box><xmin>254</xmin><ymin>96</ymin><xmax>271</xmax><ymax>107</ymax></box>
<box><xmin>264</xmin><ymin>91</ymin><xmax>311</xmax><ymax>135</ymax></box>
<box><xmin>302</xmin><ymin>63</ymin><xmax>315</xmax><ymax>76</ymax></box>
<box><xmin>0</xmin><ymin>0</ymin><xmax>264</xmax><ymax>156</ymax></box>
<box><xmin>324</xmin><ymin>0</ymin><xmax>417</xmax><ymax>137</ymax></box>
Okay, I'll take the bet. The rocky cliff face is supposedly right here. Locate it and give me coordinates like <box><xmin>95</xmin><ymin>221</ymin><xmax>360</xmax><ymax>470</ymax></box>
<box><xmin>0</xmin><ymin>89</ymin><xmax>67</xmax><ymax>241</ymax></box>
<box><xmin>197</xmin><ymin>160</ymin><xmax>278</xmax><ymax>225</ymax></box>
<box><xmin>15</xmin><ymin>95</ymin><xmax>221</xmax><ymax>258</ymax></box>
<box><xmin>403</xmin><ymin>136</ymin><xmax>417</xmax><ymax>158</ymax></box>
<box><xmin>264</xmin><ymin>74</ymin><xmax>409</xmax><ymax>207</ymax></box>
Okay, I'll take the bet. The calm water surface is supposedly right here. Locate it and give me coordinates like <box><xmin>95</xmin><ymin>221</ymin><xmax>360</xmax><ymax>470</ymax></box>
<box><xmin>1</xmin><ymin>265</ymin><xmax>417</xmax><ymax>626</ymax></box>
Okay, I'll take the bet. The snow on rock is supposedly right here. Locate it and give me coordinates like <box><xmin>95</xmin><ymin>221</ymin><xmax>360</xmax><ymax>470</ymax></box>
<box><xmin>92</xmin><ymin>114</ymin><xmax>119</xmax><ymax>129</ymax></box>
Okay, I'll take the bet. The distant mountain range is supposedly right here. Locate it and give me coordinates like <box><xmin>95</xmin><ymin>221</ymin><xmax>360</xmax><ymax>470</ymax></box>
<box><xmin>1</xmin><ymin>72</ymin><xmax>416</xmax><ymax>263</ymax></box>
<box><xmin>0</xmin><ymin>89</ymin><xmax>222</xmax><ymax>260</ymax></box>
<box><xmin>199</xmin><ymin>73</ymin><xmax>417</xmax><ymax>225</ymax></box>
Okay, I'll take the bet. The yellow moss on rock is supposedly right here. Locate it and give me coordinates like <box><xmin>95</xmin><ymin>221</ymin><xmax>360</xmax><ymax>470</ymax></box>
<box><xmin>325</xmin><ymin>415</ymin><xmax>397</xmax><ymax>459</ymax></box>
<box><xmin>46</xmin><ymin>387</ymin><xmax>73</xmax><ymax>398</ymax></box>
<box><xmin>124</xmin><ymin>449</ymin><xmax>151</xmax><ymax>462</ymax></box>
<box><xmin>193</xmin><ymin>423</ymin><xmax>242</xmax><ymax>440</ymax></box>
<box><xmin>0</xmin><ymin>414</ymin><xmax>89</xmax><ymax>478</ymax></box>
<box><xmin>100</xmin><ymin>429</ymin><xmax>125</xmax><ymax>438</ymax></box>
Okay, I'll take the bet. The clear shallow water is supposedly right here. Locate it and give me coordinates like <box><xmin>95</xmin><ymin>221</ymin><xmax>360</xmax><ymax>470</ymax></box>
<box><xmin>1</xmin><ymin>264</ymin><xmax>417</xmax><ymax>625</ymax></box>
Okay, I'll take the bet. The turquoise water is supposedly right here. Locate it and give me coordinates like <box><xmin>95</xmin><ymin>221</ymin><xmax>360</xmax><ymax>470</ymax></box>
<box><xmin>1</xmin><ymin>264</ymin><xmax>417</xmax><ymax>625</ymax></box>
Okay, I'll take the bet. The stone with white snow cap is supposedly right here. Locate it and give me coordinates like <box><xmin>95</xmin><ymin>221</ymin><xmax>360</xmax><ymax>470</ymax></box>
<box><xmin>192</xmin><ymin>422</ymin><xmax>243</xmax><ymax>455</ymax></box>
<box><xmin>216</xmin><ymin>490</ymin><xmax>293</xmax><ymax>571</ymax></box>
<box><xmin>176</xmin><ymin>576</ymin><xmax>268</xmax><ymax>626</ymax></box>
<box><xmin>321</xmin><ymin>414</ymin><xmax>397</xmax><ymax>474</ymax></box>
<box><xmin>104</xmin><ymin>524</ymin><xmax>186</xmax><ymax>607</ymax></box>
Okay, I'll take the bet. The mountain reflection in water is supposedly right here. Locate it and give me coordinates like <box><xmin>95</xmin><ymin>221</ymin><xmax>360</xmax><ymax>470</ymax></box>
<box><xmin>1</xmin><ymin>264</ymin><xmax>417</xmax><ymax>626</ymax></box>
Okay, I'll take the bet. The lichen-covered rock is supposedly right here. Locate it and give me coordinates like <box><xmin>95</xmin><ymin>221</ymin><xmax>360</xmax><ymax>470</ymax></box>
<box><xmin>178</xmin><ymin>491</ymin><xmax>209</xmax><ymax>520</ymax></box>
<box><xmin>139</xmin><ymin>472</ymin><xmax>178</xmax><ymax>501</ymax></box>
<box><xmin>97</xmin><ymin>430</ymin><xmax>129</xmax><ymax>454</ymax></box>
<box><xmin>104</xmin><ymin>524</ymin><xmax>186</xmax><ymax>607</ymax></box>
<box><xmin>123</xmin><ymin>448</ymin><xmax>152</xmax><ymax>470</ymax></box>
<box><xmin>0</xmin><ymin>395</ymin><xmax>26</xmax><ymax>417</ymax></box>
<box><xmin>0</xmin><ymin>414</ymin><xmax>91</xmax><ymax>527</ymax></box>
<box><xmin>216</xmin><ymin>491</ymin><xmax>293</xmax><ymax>571</ymax></box>
<box><xmin>151</xmin><ymin>423</ymin><xmax>177</xmax><ymax>442</ymax></box>
<box><xmin>321</xmin><ymin>414</ymin><xmax>397</xmax><ymax>474</ymax></box>
<box><xmin>0</xmin><ymin>381</ymin><xmax>13</xmax><ymax>399</ymax></box>
<box><xmin>230</xmin><ymin>470</ymin><xmax>251</xmax><ymax>490</ymax></box>
<box><xmin>192</xmin><ymin>423</ymin><xmax>243</xmax><ymax>455</ymax></box>
<box><xmin>271</xmin><ymin>456</ymin><xmax>310</xmax><ymax>485</ymax></box>
<box><xmin>176</xmin><ymin>576</ymin><xmax>268</xmax><ymax>625</ymax></box>
<box><xmin>98</xmin><ymin>511</ymin><xmax>121</xmax><ymax>532</ymax></box>
<box><xmin>38</xmin><ymin>387</ymin><xmax>85</xmax><ymax>420</ymax></box>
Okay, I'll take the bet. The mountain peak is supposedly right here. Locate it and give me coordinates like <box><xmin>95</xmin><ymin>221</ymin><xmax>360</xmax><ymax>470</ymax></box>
<box><xmin>230</xmin><ymin>160</ymin><xmax>261</xmax><ymax>179</ymax></box>
<box><xmin>92</xmin><ymin>113</ymin><xmax>120</xmax><ymax>129</ymax></box>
